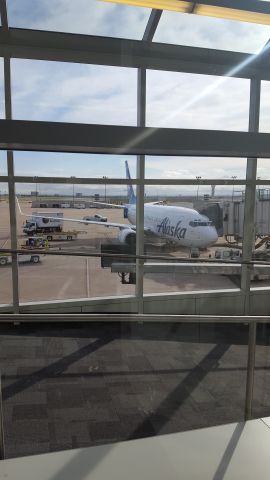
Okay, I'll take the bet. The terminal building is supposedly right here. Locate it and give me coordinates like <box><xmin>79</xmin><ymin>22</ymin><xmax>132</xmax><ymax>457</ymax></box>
<box><xmin>1</xmin><ymin>0</ymin><xmax>270</xmax><ymax>478</ymax></box>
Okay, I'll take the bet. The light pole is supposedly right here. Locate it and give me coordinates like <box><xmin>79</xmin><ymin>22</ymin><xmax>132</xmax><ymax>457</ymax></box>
<box><xmin>231</xmin><ymin>176</ymin><xmax>237</xmax><ymax>201</ymax></box>
<box><xmin>70</xmin><ymin>176</ymin><xmax>76</xmax><ymax>207</ymax></box>
<box><xmin>196</xmin><ymin>176</ymin><xmax>201</xmax><ymax>200</ymax></box>
<box><xmin>102</xmin><ymin>176</ymin><xmax>108</xmax><ymax>202</ymax></box>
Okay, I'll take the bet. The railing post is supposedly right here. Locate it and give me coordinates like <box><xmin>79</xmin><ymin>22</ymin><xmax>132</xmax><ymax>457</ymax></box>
<box><xmin>245</xmin><ymin>320</ymin><xmax>257</xmax><ymax>420</ymax></box>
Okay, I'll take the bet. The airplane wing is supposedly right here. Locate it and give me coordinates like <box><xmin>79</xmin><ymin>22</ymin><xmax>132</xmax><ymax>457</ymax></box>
<box><xmin>16</xmin><ymin>198</ymin><xmax>134</xmax><ymax>231</ymax></box>
<box><xmin>93</xmin><ymin>201</ymin><xmax>165</xmax><ymax>207</ymax></box>
<box><xmin>92</xmin><ymin>201</ymin><xmax>125</xmax><ymax>209</ymax></box>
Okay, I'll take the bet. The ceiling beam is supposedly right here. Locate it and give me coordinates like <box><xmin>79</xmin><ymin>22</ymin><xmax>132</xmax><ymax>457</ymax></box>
<box><xmin>143</xmin><ymin>9</ymin><xmax>162</xmax><ymax>41</ymax></box>
<box><xmin>0</xmin><ymin>27</ymin><xmax>269</xmax><ymax>80</ymax></box>
<box><xmin>191</xmin><ymin>0</ymin><xmax>270</xmax><ymax>15</ymax></box>
<box><xmin>0</xmin><ymin>0</ymin><xmax>8</xmax><ymax>30</ymax></box>
<box><xmin>1</xmin><ymin>120</ymin><xmax>270</xmax><ymax>157</ymax></box>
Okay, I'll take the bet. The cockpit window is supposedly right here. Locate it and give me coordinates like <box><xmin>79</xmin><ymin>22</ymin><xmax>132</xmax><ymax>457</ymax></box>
<box><xmin>189</xmin><ymin>220</ymin><xmax>213</xmax><ymax>227</ymax></box>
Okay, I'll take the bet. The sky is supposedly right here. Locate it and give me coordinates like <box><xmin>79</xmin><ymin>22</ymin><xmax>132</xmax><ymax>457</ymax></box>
<box><xmin>1</xmin><ymin>0</ymin><xmax>270</xmax><ymax>195</ymax></box>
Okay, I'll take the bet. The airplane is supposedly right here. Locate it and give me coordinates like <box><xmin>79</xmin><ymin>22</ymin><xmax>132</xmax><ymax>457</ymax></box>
<box><xmin>17</xmin><ymin>161</ymin><xmax>218</xmax><ymax>249</ymax></box>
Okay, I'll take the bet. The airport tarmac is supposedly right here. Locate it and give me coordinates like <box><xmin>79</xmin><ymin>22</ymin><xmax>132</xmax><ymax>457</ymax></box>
<box><xmin>0</xmin><ymin>200</ymin><xmax>266</xmax><ymax>305</ymax></box>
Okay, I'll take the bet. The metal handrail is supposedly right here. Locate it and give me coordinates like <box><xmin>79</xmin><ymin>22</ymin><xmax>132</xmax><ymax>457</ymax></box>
<box><xmin>1</xmin><ymin>247</ymin><xmax>270</xmax><ymax>265</ymax></box>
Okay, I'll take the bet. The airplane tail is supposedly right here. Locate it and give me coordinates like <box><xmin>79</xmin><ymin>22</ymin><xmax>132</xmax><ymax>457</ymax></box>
<box><xmin>125</xmin><ymin>160</ymin><xmax>136</xmax><ymax>205</ymax></box>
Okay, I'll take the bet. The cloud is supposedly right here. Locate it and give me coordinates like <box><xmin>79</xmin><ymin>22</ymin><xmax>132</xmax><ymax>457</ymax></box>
<box><xmin>154</xmin><ymin>11</ymin><xmax>270</xmax><ymax>54</ymax></box>
<box><xmin>11</xmin><ymin>59</ymin><xmax>137</xmax><ymax>125</ymax></box>
<box><xmin>146</xmin><ymin>70</ymin><xmax>249</xmax><ymax>131</ymax></box>
<box><xmin>7</xmin><ymin>0</ymin><xmax>150</xmax><ymax>39</ymax></box>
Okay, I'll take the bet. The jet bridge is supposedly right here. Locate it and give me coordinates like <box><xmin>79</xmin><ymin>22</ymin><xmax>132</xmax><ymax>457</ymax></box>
<box><xmin>223</xmin><ymin>200</ymin><xmax>270</xmax><ymax>241</ymax></box>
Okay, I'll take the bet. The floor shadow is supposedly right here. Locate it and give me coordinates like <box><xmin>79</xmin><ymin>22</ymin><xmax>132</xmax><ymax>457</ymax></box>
<box><xmin>212</xmin><ymin>422</ymin><xmax>245</xmax><ymax>480</ymax></box>
<box><xmin>129</xmin><ymin>342</ymin><xmax>230</xmax><ymax>439</ymax></box>
<box><xmin>2</xmin><ymin>335</ymin><xmax>113</xmax><ymax>401</ymax></box>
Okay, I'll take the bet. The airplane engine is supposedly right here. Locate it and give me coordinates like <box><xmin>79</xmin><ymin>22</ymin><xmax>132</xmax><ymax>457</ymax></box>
<box><xmin>118</xmin><ymin>228</ymin><xmax>136</xmax><ymax>246</ymax></box>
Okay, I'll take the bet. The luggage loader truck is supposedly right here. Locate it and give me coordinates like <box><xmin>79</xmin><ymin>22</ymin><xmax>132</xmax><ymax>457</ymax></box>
<box><xmin>23</xmin><ymin>212</ymin><xmax>63</xmax><ymax>235</ymax></box>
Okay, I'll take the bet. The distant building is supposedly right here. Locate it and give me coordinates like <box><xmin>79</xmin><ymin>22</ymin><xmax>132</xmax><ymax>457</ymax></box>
<box><xmin>76</xmin><ymin>192</ymin><xmax>83</xmax><ymax>197</ymax></box>
<box><xmin>31</xmin><ymin>191</ymin><xmax>38</xmax><ymax>196</ymax></box>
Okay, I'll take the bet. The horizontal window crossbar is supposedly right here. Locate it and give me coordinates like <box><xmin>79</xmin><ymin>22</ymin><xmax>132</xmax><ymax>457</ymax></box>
<box><xmin>0</xmin><ymin>176</ymin><xmax>249</xmax><ymax>185</ymax></box>
<box><xmin>0</xmin><ymin>27</ymin><xmax>269</xmax><ymax>80</ymax></box>
<box><xmin>1</xmin><ymin>120</ymin><xmax>270</xmax><ymax>157</ymax></box>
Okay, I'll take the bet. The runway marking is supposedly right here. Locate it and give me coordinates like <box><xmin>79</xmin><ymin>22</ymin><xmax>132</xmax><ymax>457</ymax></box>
<box><xmin>0</xmin><ymin>238</ymin><xmax>9</xmax><ymax>248</ymax></box>
<box><xmin>57</xmin><ymin>278</ymin><xmax>73</xmax><ymax>298</ymax></box>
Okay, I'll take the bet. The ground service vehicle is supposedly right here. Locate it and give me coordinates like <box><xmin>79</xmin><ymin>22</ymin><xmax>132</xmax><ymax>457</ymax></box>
<box><xmin>23</xmin><ymin>212</ymin><xmax>63</xmax><ymax>235</ymax></box>
<box><xmin>190</xmin><ymin>247</ymin><xmax>200</xmax><ymax>258</ymax></box>
<box><xmin>22</xmin><ymin>237</ymin><xmax>46</xmax><ymax>249</ymax></box>
<box><xmin>74</xmin><ymin>204</ymin><xmax>85</xmax><ymax>209</ymax></box>
<box><xmin>43</xmin><ymin>231</ymin><xmax>78</xmax><ymax>241</ymax></box>
<box><xmin>214</xmin><ymin>248</ymin><xmax>241</xmax><ymax>261</ymax></box>
<box><xmin>214</xmin><ymin>248</ymin><xmax>270</xmax><ymax>280</ymax></box>
<box><xmin>83</xmin><ymin>214</ymin><xmax>107</xmax><ymax>225</ymax></box>
<box><xmin>0</xmin><ymin>253</ymin><xmax>40</xmax><ymax>266</ymax></box>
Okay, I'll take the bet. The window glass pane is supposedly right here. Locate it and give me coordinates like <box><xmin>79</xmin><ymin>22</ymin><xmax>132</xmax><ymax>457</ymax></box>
<box><xmin>7</xmin><ymin>0</ymin><xmax>150</xmax><ymax>39</ymax></box>
<box><xmin>253</xmin><ymin>322</ymin><xmax>270</xmax><ymax>417</ymax></box>
<box><xmin>0</xmin><ymin>152</ymin><xmax>7</xmax><ymax>176</ymax></box>
<box><xmin>143</xmin><ymin>183</ymin><xmax>246</xmax><ymax>294</ymax></box>
<box><xmin>145</xmin><ymin>156</ymin><xmax>247</xmax><ymax>179</ymax></box>
<box><xmin>16</xmin><ymin>183</ymin><xmax>136</xmax><ymax>303</ymax></box>
<box><xmin>259</xmin><ymin>81</ymin><xmax>270</xmax><ymax>133</ymax></box>
<box><xmin>14</xmin><ymin>152</ymin><xmax>136</xmax><ymax>179</ymax></box>
<box><xmin>146</xmin><ymin>71</ymin><xmax>249</xmax><ymax>131</ymax></box>
<box><xmin>257</xmin><ymin>160</ymin><xmax>270</xmax><ymax>182</ymax></box>
<box><xmin>154</xmin><ymin>12</ymin><xmax>270</xmax><ymax>54</ymax></box>
<box><xmin>0</xmin><ymin>58</ymin><xmax>4</xmax><ymax>119</ymax></box>
<box><xmin>1</xmin><ymin>321</ymin><xmax>248</xmax><ymax>457</ymax></box>
<box><xmin>242</xmin><ymin>161</ymin><xmax>270</xmax><ymax>286</ymax></box>
<box><xmin>12</xmin><ymin>60</ymin><xmax>137</xmax><ymax>125</ymax></box>
<box><xmin>0</xmin><ymin>184</ymin><xmax>12</xmax><ymax>305</ymax></box>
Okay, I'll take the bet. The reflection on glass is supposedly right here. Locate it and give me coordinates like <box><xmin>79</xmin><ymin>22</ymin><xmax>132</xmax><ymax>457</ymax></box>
<box><xmin>1</xmin><ymin>321</ymin><xmax>248</xmax><ymax>457</ymax></box>
<box><xmin>146</xmin><ymin>71</ymin><xmax>249</xmax><ymax>131</ymax></box>
<box><xmin>12</xmin><ymin>60</ymin><xmax>137</xmax><ymax>126</ymax></box>
<box><xmin>0</xmin><ymin>186</ymin><xmax>12</xmax><ymax>305</ymax></box>
<box><xmin>7</xmin><ymin>0</ymin><xmax>150</xmax><ymax>39</ymax></box>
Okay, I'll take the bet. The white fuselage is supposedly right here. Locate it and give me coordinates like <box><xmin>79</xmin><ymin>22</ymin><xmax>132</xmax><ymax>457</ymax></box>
<box><xmin>127</xmin><ymin>204</ymin><xmax>218</xmax><ymax>248</ymax></box>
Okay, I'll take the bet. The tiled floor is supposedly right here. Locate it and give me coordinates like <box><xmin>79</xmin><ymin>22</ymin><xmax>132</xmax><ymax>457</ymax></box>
<box><xmin>0</xmin><ymin>322</ymin><xmax>268</xmax><ymax>458</ymax></box>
